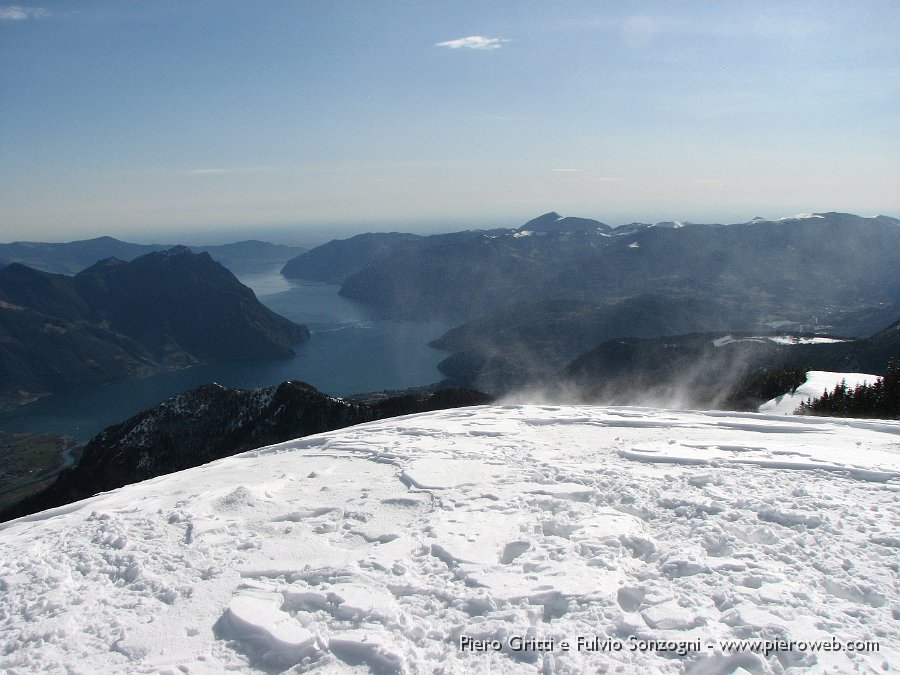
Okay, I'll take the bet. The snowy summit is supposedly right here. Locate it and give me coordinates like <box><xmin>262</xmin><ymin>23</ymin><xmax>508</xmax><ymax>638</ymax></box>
<box><xmin>1</xmin><ymin>405</ymin><xmax>898</xmax><ymax>673</ymax></box>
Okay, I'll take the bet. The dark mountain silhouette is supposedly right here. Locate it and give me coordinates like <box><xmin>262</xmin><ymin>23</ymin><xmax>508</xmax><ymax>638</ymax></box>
<box><xmin>0</xmin><ymin>382</ymin><xmax>491</xmax><ymax>521</ymax></box>
<box><xmin>0</xmin><ymin>247</ymin><xmax>309</xmax><ymax>408</ymax></box>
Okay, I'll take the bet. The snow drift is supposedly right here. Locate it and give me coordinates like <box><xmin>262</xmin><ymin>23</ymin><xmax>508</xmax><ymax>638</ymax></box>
<box><xmin>1</xmin><ymin>405</ymin><xmax>898</xmax><ymax>673</ymax></box>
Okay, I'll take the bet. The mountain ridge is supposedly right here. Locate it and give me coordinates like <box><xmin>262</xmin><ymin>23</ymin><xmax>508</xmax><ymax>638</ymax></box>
<box><xmin>0</xmin><ymin>236</ymin><xmax>306</xmax><ymax>276</ymax></box>
<box><xmin>319</xmin><ymin>212</ymin><xmax>900</xmax><ymax>322</ymax></box>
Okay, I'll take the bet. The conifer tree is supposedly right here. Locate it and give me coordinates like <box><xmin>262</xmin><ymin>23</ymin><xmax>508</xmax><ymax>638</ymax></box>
<box><xmin>797</xmin><ymin>360</ymin><xmax>900</xmax><ymax>419</ymax></box>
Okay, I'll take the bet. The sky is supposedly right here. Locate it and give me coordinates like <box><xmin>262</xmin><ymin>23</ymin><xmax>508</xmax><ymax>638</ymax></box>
<box><xmin>1</xmin><ymin>1</ymin><xmax>898</xmax><ymax>244</ymax></box>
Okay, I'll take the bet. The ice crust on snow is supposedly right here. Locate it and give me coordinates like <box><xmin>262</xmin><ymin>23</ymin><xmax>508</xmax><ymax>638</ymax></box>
<box><xmin>1</xmin><ymin>404</ymin><xmax>898</xmax><ymax>673</ymax></box>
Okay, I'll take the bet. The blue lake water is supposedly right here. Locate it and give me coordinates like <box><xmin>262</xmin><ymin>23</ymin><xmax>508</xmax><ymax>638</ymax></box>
<box><xmin>0</xmin><ymin>269</ymin><xmax>453</xmax><ymax>441</ymax></box>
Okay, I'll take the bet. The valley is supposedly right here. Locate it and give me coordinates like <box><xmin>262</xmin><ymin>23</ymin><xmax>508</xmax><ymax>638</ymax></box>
<box><xmin>0</xmin><ymin>431</ymin><xmax>78</xmax><ymax>511</ymax></box>
<box><xmin>3</xmin><ymin>211</ymin><xmax>898</xmax><ymax>441</ymax></box>
<box><xmin>1</xmin><ymin>211</ymin><xmax>898</xmax><ymax>522</ymax></box>
<box><xmin>0</xmin><ymin>269</ymin><xmax>452</xmax><ymax>442</ymax></box>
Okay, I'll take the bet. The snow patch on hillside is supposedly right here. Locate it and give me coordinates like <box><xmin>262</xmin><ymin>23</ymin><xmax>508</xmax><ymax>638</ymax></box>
<box><xmin>713</xmin><ymin>335</ymin><xmax>849</xmax><ymax>348</ymax></box>
<box><xmin>759</xmin><ymin>371</ymin><xmax>879</xmax><ymax>416</ymax></box>
<box><xmin>1</xmin><ymin>405</ymin><xmax>897</xmax><ymax>673</ymax></box>
<box><xmin>779</xmin><ymin>213</ymin><xmax>825</xmax><ymax>221</ymax></box>
<box><xmin>766</xmin><ymin>336</ymin><xmax>848</xmax><ymax>345</ymax></box>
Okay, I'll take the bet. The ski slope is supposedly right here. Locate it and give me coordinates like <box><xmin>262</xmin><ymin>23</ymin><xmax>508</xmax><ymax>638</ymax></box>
<box><xmin>1</xmin><ymin>405</ymin><xmax>898</xmax><ymax>673</ymax></box>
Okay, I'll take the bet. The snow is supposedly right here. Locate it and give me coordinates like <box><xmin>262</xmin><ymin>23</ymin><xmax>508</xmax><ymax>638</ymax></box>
<box><xmin>759</xmin><ymin>370</ymin><xmax>879</xmax><ymax>416</ymax></box>
<box><xmin>713</xmin><ymin>335</ymin><xmax>849</xmax><ymax>348</ymax></box>
<box><xmin>766</xmin><ymin>336</ymin><xmax>848</xmax><ymax>346</ymax></box>
<box><xmin>1</xmin><ymin>405</ymin><xmax>898</xmax><ymax>673</ymax></box>
<box><xmin>778</xmin><ymin>214</ymin><xmax>825</xmax><ymax>221</ymax></box>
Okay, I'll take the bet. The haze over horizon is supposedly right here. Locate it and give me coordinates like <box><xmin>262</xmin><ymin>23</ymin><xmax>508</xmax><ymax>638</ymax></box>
<box><xmin>2</xmin><ymin>1</ymin><xmax>898</xmax><ymax>243</ymax></box>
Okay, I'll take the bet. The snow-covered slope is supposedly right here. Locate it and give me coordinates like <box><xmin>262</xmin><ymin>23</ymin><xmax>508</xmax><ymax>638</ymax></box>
<box><xmin>1</xmin><ymin>405</ymin><xmax>898</xmax><ymax>674</ymax></box>
<box><xmin>759</xmin><ymin>371</ymin><xmax>878</xmax><ymax>416</ymax></box>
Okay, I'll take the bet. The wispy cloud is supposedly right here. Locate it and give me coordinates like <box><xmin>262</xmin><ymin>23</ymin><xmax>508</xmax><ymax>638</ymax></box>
<box><xmin>186</xmin><ymin>166</ymin><xmax>278</xmax><ymax>176</ymax></box>
<box><xmin>551</xmin><ymin>169</ymin><xmax>626</xmax><ymax>182</ymax></box>
<box><xmin>564</xmin><ymin>12</ymin><xmax>833</xmax><ymax>43</ymax></box>
<box><xmin>476</xmin><ymin>114</ymin><xmax>530</xmax><ymax>122</ymax></box>
<box><xmin>435</xmin><ymin>36</ymin><xmax>507</xmax><ymax>50</ymax></box>
<box><xmin>0</xmin><ymin>5</ymin><xmax>48</xmax><ymax>21</ymax></box>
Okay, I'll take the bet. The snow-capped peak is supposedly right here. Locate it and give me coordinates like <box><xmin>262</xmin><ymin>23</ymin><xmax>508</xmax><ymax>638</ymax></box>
<box><xmin>778</xmin><ymin>213</ymin><xmax>825</xmax><ymax>221</ymax></box>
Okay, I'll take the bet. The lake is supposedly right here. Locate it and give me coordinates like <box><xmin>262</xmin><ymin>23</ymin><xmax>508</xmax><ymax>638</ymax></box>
<box><xmin>0</xmin><ymin>269</ymin><xmax>453</xmax><ymax>442</ymax></box>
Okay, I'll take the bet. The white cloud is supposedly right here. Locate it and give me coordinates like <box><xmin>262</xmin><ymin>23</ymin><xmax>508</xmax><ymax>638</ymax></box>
<box><xmin>552</xmin><ymin>168</ymin><xmax>583</xmax><ymax>173</ymax></box>
<box><xmin>0</xmin><ymin>5</ymin><xmax>48</xmax><ymax>21</ymax></box>
<box><xmin>435</xmin><ymin>36</ymin><xmax>506</xmax><ymax>50</ymax></box>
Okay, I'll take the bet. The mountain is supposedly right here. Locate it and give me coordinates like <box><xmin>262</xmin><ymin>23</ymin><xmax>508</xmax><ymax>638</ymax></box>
<box><xmin>281</xmin><ymin>228</ymin><xmax>516</xmax><ymax>287</ymax></box>
<box><xmin>0</xmin><ymin>236</ymin><xmax>167</xmax><ymax>275</ymax></box>
<box><xmin>332</xmin><ymin>212</ymin><xmax>900</xmax><ymax>325</ymax></box>
<box><xmin>430</xmin><ymin>294</ymin><xmax>757</xmax><ymax>393</ymax></box>
<box><xmin>517</xmin><ymin>211</ymin><xmax>612</xmax><ymax>233</ymax></box>
<box><xmin>281</xmin><ymin>232</ymin><xmax>422</xmax><ymax>283</ymax></box>
<box><xmin>1</xmin><ymin>382</ymin><xmax>491</xmax><ymax>520</ymax></box>
<box><xmin>0</xmin><ymin>247</ymin><xmax>309</xmax><ymax>408</ymax></box>
<box><xmin>0</xmin><ymin>236</ymin><xmax>306</xmax><ymax>276</ymax></box>
<box><xmin>1</xmin><ymin>404</ymin><xmax>897</xmax><ymax>672</ymax></box>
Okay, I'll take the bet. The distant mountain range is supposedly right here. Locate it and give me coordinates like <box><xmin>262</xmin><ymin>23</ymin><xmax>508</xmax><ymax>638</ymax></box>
<box><xmin>278</xmin><ymin>211</ymin><xmax>900</xmax><ymax>395</ymax></box>
<box><xmin>280</xmin><ymin>228</ymin><xmax>512</xmax><ymax>283</ymax></box>
<box><xmin>3</xmin><ymin>211</ymin><xmax>898</xmax><ymax>519</ymax></box>
<box><xmin>280</xmin><ymin>212</ymin><xmax>900</xmax><ymax>332</ymax></box>
<box><xmin>0</xmin><ymin>382</ymin><xmax>491</xmax><ymax>521</ymax></box>
<box><xmin>0</xmin><ymin>236</ymin><xmax>306</xmax><ymax>276</ymax></box>
<box><xmin>0</xmin><ymin>247</ymin><xmax>309</xmax><ymax>408</ymax></box>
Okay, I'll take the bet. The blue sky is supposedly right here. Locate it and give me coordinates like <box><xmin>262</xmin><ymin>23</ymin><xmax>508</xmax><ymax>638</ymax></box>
<box><xmin>1</xmin><ymin>1</ymin><xmax>898</xmax><ymax>243</ymax></box>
